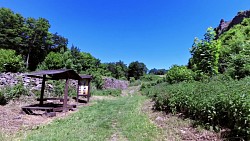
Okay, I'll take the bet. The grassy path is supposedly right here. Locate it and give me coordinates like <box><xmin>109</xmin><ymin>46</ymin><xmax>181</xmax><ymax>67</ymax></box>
<box><xmin>21</xmin><ymin>95</ymin><xmax>162</xmax><ymax>141</ymax></box>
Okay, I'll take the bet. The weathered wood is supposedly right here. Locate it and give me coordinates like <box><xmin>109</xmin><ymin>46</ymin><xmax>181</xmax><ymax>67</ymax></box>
<box><xmin>76</xmin><ymin>84</ymin><xmax>79</xmax><ymax>103</ymax></box>
<box><xmin>63</xmin><ymin>78</ymin><xmax>69</xmax><ymax>112</ymax></box>
<box><xmin>22</xmin><ymin>106</ymin><xmax>54</xmax><ymax>115</ymax></box>
<box><xmin>40</xmin><ymin>75</ymin><xmax>46</xmax><ymax>105</ymax></box>
<box><xmin>36</xmin><ymin>98</ymin><xmax>69</xmax><ymax>101</ymax></box>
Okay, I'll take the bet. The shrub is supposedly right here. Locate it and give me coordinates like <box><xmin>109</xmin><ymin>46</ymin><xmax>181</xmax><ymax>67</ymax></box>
<box><xmin>2</xmin><ymin>82</ymin><xmax>28</xmax><ymax>102</ymax></box>
<box><xmin>166</xmin><ymin>65</ymin><xmax>195</xmax><ymax>84</ymax></box>
<box><xmin>140</xmin><ymin>75</ymin><xmax>161</xmax><ymax>82</ymax></box>
<box><xmin>141</xmin><ymin>78</ymin><xmax>250</xmax><ymax>139</ymax></box>
<box><xmin>47</xmin><ymin>80</ymin><xmax>77</xmax><ymax>97</ymax></box>
<box><xmin>0</xmin><ymin>49</ymin><xmax>25</xmax><ymax>72</ymax></box>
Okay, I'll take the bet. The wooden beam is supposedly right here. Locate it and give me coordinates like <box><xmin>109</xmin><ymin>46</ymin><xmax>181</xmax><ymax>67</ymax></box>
<box><xmin>77</xmin><ymin>80</ymin><xmax>79</xmax><ymax>103</ymax></box>
<box><xmin>63</xmin><ymin>78</ymin><xmax>69</xmax><ymax>112</ymax></box>
<box><xmin>40</xmin><ymin>75</ymin><xmax>46</xmax><ymax>105</ymax></box>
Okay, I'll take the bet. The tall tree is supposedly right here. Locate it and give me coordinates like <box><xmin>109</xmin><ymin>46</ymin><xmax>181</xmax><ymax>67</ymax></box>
<box><xmin>23</xmin><ymin>17</ymin><xmax>52</xmax><ymax>70</ymax></box>
<box><xmin>189</xmin><ymin>27</ymin><xmax>221</xmax><ymax>76</ymax></box>
<box><xmin>50</xmin><ymin>33</ymin><xmax>68</xmax><ymax>52</ymax></box>
<box><xmin>106</xmin><ymin>61</ymin><xmax>128</xmax><ymax>79</ymax></box>
<box><xmin>128</xmin><ymin>61</ymin><xmax>148</xmax><ymax>80</ymax></box>
<box><xmin>0</xmin><ymin>8</ymin><xmax>25</xmax><ymax>54</ymax></box>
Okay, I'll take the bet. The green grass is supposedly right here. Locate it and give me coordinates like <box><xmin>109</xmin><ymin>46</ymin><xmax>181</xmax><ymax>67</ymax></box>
<box><xmin>91</xmin><ymin>89</ymin><xmax>122</xmax><ymax>97</ymax></box>
<box><xmin>21</xmin><ymin>96</ymin><xmax>162</xmax><ymax>141</ymax></box>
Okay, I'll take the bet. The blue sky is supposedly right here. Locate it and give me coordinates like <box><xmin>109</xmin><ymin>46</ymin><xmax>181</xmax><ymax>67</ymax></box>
<box><xmin>1</xmin><ymin>0</ymin><xmax>250</xmax><ymax>70</ymax></box>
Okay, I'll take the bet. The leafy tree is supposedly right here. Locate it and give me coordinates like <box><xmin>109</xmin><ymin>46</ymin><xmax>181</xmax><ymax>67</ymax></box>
<box><xmin>23</xmin><ymin>17</ymin><xmax>52</xmax><ymax>70</ymax></box>
<box><xmin>70</xmin><ymin>45</ymin><xmax>83</xmax><ymax>72</ymax></box>
<box><xmin>189</xmin><ymin>27</ymin><xmax>221</xmax><ymax>76</ymax></box>
<box><xmin>80</xmin><ymin>52</ymin><xmax>101</xmax><ymax>72</ymax></box>
<box><xmin>50</xmin><ymin>33</ymin><xmax>68</xmax><ymax>52</ymax></box>
<box><xmin>106</xmin><ymin>61</ymin><xmax>128</xmax><ymax>79</ymax></box>
<box><xmin>0</xmin><ymin>8</ymin><xmax>25</xmax><ymax>54</ymax></box>
<box><xmin>128</xmin><ymin>61</ymin><xmax>148</xmax><ymax>80</ymax></box>
<box><xmin>0</xmin><ymin>8</ymin><xmax>67</xmax><ymax>71</ymax></box>
<box><xmin>38</xmin><ymin>51</ymin><xmax>75</xmax><ymax>70</ymax></box>
<box><xmin>166</xmin><ymin>65</ymin><xmax>194</xmax><ymax>84</ymax></box>
<box><xmin>0</xmin><ymin>49</ymin><xmax>25</xmax><ymax>72</ymax></box>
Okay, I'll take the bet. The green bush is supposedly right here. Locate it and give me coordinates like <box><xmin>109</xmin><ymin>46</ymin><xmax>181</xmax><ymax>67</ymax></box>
<box><xmin>38</xmin><ymin>51</ymin><xmax>76</xmax><ymax>70</ymax></box>
<box><xmin>92</xmin><ymin>89</ymin><xmax>121</xmax><ymax>97</ymax></box>
<box><xmin>0</xmin><ymin>49</ymin><xmax>25</xmax><ymax>72</ymax></box>
<box><xmin>141</xmin><ymin>77</ymin><xmax>250</xmax><ymax>139</ymax></box>
<box><xmin>2</xmin><ymin>82</ymin><xmax>28</xmax><ymax>102</ymax></box>
<box><xmin>166</xmin><ymin>65</ymin><xmax>195</xmax><ymax>84</ymax></box>
<box><xmin>140</xmin><ymin>75</ymin><xmax>161</xmax><ymax>82</ymax></box>
<box><xmin>47</xmin><ymin>80</ymin><xmax>77</xmax><ymax>97</ymax></box>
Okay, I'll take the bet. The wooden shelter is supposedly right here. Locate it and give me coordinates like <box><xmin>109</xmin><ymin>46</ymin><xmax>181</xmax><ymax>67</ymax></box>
<box><xmin>22</xmin><ymin>69</ymin><xmax>83</xmax><ymax>115</ymax></box>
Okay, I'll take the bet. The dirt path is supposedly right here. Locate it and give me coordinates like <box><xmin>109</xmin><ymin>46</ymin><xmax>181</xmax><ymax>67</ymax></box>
<box><xmin>121</xmin><ymin>85</ymin><xmax>220</xmax><ymax>141</ymax></box>
<box><xmin>1</xmin><ymin>86</ymin><xmax>221</xmax><ymax>141</ymax></box>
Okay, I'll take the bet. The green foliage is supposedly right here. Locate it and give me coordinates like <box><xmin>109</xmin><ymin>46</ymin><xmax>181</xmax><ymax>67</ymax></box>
<box><xmin>47</xmin><ymin>80</ymin><xmax>77</xmax><ymax>97</ymax></box>
<box><xmin>0</xmin><ymin>8</ymin><xmax>25</xmax><ymax>52</ymax></box>
<box><xmin>140</xmin><ymin>74</ymin><xmax>162</xmax><ymax>82</ymax></box>
<box><xmin>128</xmin><ymin>61</ymin><xmax>148</xmax><ymax>80</ymax></box>
<box><xmin>142</xmin><ymin>77</ymin><xmax>250</xmax><ymax>139</ymax></box>
<box><xmin>106</xmin><ymin>61</ymin><xmax>128</xmax><ymax>80</ymax></box>
<box><xmin>38</xmin><ymin>51</ymin><xmax>75</xmax><ymax>70</ymax></box>
<box><xmin>189</xmin><ymin>27</ymin><xmax>221</xmax><ymax>76</ymax></box>
<box><xmin>149</xmin><ymin>68</ymin><xmax>167</xmax><ymax>75</ymax></box>
<box><xmin>0</xmin><ymin>49</ymin><xmax>25</xmax><ymax>72</ymax></box>
<box><xmin>0</xmin><ymin>8</ymin><xmax>68</xmax><ymax>71</ymax></box>
<box><xmin>92</xmin><ymin>89</ymin><xmax>122</xmax><ymax>97</ymax></box>
<box><xmin>218</xmin><ymin>18</ymin><xmax>250</xmax><ymax>79</ymax></box>
<box><xmin>1</xmin><ymin>82</ymin><xmax>28</xmax><ymax>102</ymax></box>
<box><xmin>166</xmin><ymin>65</ymin><xmax>194</xmax><ymax>84</ymax></box>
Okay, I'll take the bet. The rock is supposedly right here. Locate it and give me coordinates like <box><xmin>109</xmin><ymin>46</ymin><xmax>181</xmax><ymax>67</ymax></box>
<box><xmin>103</xmin><ymin>77</ymin><xmax>129</xmax><ymax>90</ymax></box>
<box><xmin>215</xmin><ymin>10</ymin><xmax>250</xmax><ymax>39</ymax></box>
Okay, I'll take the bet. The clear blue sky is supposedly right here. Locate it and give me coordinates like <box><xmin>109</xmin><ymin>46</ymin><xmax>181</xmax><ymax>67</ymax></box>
<box><xmin>1</xmin><ymin>0</ymin><xmax>250</xmax><ymax>70</ymax></box>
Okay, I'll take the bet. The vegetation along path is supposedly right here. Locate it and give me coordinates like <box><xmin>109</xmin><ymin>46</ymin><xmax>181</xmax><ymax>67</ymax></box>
<box><xmin>6</xmin><ymin>86</ymin><xmax>219</xmax><ymax>141</ymax></box>
<box><xmin>19</xmin><ymin>89</ymin><xmax>162</xmax><ymax>141</ymax></box>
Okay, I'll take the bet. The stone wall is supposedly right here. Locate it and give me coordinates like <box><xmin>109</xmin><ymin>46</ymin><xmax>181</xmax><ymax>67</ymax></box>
<box><xmin>0</xmin><ymin>73</ymin><xmax>129</xmax><ymax>91</ymax></box>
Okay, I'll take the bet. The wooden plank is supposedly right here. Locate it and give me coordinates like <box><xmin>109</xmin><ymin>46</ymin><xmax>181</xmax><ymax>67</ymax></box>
<box><xmin>22</xmin><ymin>106</ymin><xmax>54</xmax><ymax>110</ymax></box>
<box><xmin>63</xmin><ymin>78</ymin><xmax>69</xmax><ymax>112</ymax></box>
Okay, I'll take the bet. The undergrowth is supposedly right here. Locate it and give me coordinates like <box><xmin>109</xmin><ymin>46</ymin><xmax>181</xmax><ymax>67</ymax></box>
<box><xmin>141</xmin><ymin>77</ymin><xmax>250</xmax><ymax>140</ymax></box>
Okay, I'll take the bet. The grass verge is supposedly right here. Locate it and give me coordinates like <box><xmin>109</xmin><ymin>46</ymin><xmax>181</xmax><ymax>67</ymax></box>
<box><xmin>21</xmin><ymin>96</ymin><xmax>162</xmax><ymax>141</ymax></box>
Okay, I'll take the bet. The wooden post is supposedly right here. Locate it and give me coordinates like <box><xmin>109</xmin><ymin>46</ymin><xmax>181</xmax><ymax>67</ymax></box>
<box><xmin>40</xmin><ymin>75</ymin><xmax>46</xmax><ymax>105</ymax></box>
<box><xmin>76</xmin><ymin>80</ymin><xmax>79</xmax><ymax>103</ymax></box>
<box><xmin>87</xmin><ymin>79</ymin><xmax>91</xmax><ymax>102</ymax></box>
<box><xmin>63</xmin><ymin>78</ymin><xmax>69</xmax><ymax>112</ymax></box>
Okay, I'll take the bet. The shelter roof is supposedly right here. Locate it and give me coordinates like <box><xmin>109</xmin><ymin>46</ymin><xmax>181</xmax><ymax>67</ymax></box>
<box><xmin>26</xmin><ymin>69</ymin><xmax>82</xmax><ymax>80</ymax></box>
